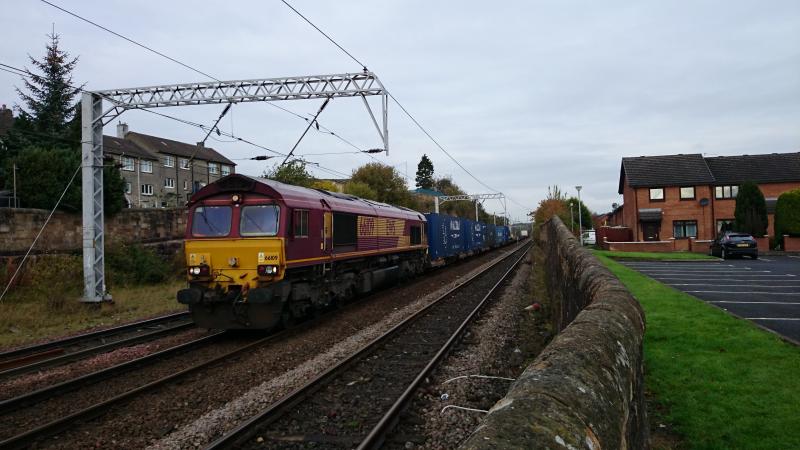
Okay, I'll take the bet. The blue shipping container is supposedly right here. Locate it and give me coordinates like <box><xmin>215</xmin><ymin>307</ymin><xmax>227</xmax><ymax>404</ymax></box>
<box><xmin>424</xmin><ymin>213</ymin><xmax>465</xmax><ymax>260</ymax></box>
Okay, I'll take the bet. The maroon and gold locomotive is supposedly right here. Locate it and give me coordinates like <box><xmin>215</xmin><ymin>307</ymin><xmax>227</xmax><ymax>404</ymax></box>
<box><xmin>178</xmin><ymin>174</ymin><xmax>428</xmax><ymax>329</ymax></box>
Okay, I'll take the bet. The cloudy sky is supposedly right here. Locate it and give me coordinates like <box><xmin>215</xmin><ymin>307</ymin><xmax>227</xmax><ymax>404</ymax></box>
<box><xmin>1</xmin><ymin>1</ymin><xmax>799</xmax><ymax>221</ymax></box>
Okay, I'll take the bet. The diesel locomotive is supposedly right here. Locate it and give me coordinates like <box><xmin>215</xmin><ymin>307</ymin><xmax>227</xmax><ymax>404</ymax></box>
<box><xmin>177</xmin><ymin>174</ymin><xmax>511</xmax><ymax>329</ymax></box>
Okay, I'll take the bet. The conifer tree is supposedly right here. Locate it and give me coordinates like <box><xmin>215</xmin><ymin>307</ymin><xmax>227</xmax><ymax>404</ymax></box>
<box><xmin>415</xmin><ymin>154</ymin><xmax>434</xmax><ymax>189</ymax></box>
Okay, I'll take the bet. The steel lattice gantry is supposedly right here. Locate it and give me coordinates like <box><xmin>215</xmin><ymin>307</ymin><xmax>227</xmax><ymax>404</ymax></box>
<box><xmin>81</xmin><ymin>72</ymin><xmax>389</xmax><ymax>302</ymax></box>
<box><xmin>434</xmin><ymin>193</ymin><xmax>507</xmax><ymax>224</ymax></box>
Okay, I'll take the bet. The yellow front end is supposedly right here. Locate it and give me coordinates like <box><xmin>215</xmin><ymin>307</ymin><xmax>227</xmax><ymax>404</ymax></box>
<box><xmin>185</xmin><ymin>238</ymin><xmax>285</xmax><ymax>294</ymax></box>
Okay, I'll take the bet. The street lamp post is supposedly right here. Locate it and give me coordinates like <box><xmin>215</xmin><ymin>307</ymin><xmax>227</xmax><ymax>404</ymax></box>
<box><xmin>569</xmin><ymin>202</ymin><xmax>575</xmax><ymax>233</ymax></box>
<box><xmin>576</xmin><ymin>186</ymin><xmax>583</xmax><ymax>245</ymax></box>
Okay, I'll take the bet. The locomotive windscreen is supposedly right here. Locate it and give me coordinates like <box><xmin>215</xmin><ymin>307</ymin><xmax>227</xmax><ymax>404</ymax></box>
<box><xmin>333</xmin><ymin>212</ymin><xmax>357</xmax><ymax>247</ymax></box>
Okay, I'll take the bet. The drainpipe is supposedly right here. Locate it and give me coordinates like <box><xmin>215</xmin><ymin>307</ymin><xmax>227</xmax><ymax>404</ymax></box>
<box><xmin>136</xmin><ymin>157</ymin><xmax>141</xmax><ymax>208</ymax></box>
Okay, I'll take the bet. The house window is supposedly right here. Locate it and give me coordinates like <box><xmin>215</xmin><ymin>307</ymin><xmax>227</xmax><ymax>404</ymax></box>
<box><xmin>673</xmin><ymin>220</ymin><xmax>697</xmax><ymax>238</ymax></box>
<box><xmin>180</xmin><ymin>158</ymin><xmax>190</xmax><ymax>170</ymax></box>
<box><xmin>649</xmin><ymin>188</ymin><xmax>664</xmax><ymax>201</ymax></box>
<box><xmin>715</xmin><ymin>185</ymin><xmax>739</xmax><ymax>199</ymax></box>
<box><xmin>221</xmin><ymin>165</ymin><xmax>231</xmax><ymax>176</ymax></box>
<box><xmin>164</xmin><ymin>178</ymin><xmax>175</xmax><ymax>189</ymax></box>
<box><xmin>141</xmin><ymin>184</ymin><xmax>154</xmax><ymax>196</ymax></box>
<box><xmin>164</xmin><ymin>155</ymin><xmax>175</xmax><ymax>167</ymax></box>
<box><xmin>293</xmin><ymin>209</ymin><xmax>309</xmax><ymax>237</ymax></box>
<box><xmin>209</xmin><ymin>163</ymin><xmax>219</xmax><ymax>175</ymax></box>
<box><xmin>183</xmin><ymin>180</ymin><xmax>189</xmax><ymax>191</ymax></box>
<box><xmin>141</xmin><ymin>160</ymin><xmax>153</xmax><ymax>173</ymax></box>
<box><xmin>680</xmin><ymin>186</ymin><xmax>695</xmax><ymax>200</ymax></box>
<box><xmin>716</xmin><ymin>219</ymin><xmax>734</xmax><ymax>235</ymax></box>
<box><xmin>124</xmin><ymin>182</ymin><xmax>131</xmax><ymax>194</ymax></box>
<box><xmin>121</xmin><ymin>156</ymin><xmax>135</xmax><ymax>171</ymax></box>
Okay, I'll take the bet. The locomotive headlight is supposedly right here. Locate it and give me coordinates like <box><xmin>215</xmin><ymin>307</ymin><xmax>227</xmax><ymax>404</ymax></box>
<box><xmin>231</xmin><ymin>194</ymin><xmax>241</xmax><ymax>203</ymax></box>
<box><xmin>189</xmin><ymin>266</ymin><xmax>201</xmax><ymax>275</ymax></box>
<box><xmin>257</xmin><ymin>264</ymin><xmax>278</xmax><ymax>276</ymax></box>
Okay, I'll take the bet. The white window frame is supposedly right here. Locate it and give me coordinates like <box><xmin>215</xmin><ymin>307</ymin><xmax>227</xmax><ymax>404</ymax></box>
<box><xmin>141</xmin><ymin>184</ymin><xmax>154</xmax><ymax>196</ymax></box>
<box><xmin>124</xmin><ymin>182</ymin><xmax>132</xmax><ymax>194</ymax></box>
<box><xmin>679</xmin><ymin>186</ymin><xmax>695</xmax><ymax>200</ymax></box>
<box><xmin>180</xmin><ymin>158</ymin><xmax>190</xmax><ymax>170</ymax></box>
<box><xmin>164</xmin><ymin>177</ymin><xmax>175</xmax><ymax>189</ymax></box>
<box><xmin>141</xmin><ymin>160</ymin><xmax>153</xmax><ymax>173</ymax></box>
<box><xmin>183</xmin><ymin>180</ymin><xmax>189</xmax><ymax>191</ymax></box>
<box><xmin>121</xmin><ymin>156</ymin><xmax>135</xmax><ymax>172</ymax></box>
<box><xmin>209</xmin><ymin>162</ymin><xmax>219</xmax><ymax>175</ymax></box>
<box><xmin>649</xmin><ymin>188</ymin><xmax>664</xmax><ymax>201</ymax></box>
<box><xmin>221</xmin><ymin>165</ymin><xmax>231</xmax><ymax>176</ymax></box>
<box><xmin>164</xmin><ymin>155</ymin><xmax>175</xmax><ymax>168</ymax></box>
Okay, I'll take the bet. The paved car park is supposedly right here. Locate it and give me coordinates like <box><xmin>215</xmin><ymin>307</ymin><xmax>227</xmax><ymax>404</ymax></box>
<box><xmin>621</xmin><ymin>256</ymin><xmax>800</xmax><ymax>343</ymax></box>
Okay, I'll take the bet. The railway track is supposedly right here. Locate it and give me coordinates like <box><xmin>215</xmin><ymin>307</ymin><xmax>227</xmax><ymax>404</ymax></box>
<box><xmin>0</xmin><ymin>311</ymin><xmax>193</xmax><ymax>378</ymax></box>
<box><xmin>206</xmin><ymin>242</ymin><xmax>530</xmax><ymax>449</ymax></box>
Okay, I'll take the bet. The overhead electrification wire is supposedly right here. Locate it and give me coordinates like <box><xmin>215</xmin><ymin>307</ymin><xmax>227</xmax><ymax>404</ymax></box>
<box><xmin>278</xmin><ymin>0</ymin><xmax>535</xmax><ymax>213</ymax></box>
<box><xmin>38</xmin><ymin>0</ymin><xmax>368</xmax><ymax>155</ymax></box>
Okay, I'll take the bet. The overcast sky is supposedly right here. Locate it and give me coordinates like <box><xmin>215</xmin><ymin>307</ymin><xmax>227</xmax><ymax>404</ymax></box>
<box><xmin>2</xmin><ymin>1</ymin><xmax>799</xmax><ymax>222</ymax></box>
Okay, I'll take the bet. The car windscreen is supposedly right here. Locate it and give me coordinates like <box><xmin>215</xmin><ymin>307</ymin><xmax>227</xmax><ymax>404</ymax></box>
<box><xmin>191</xmin><ymin>206</ymin><xmax>232</xmax><ymax>237</ymax></box>
<box><xmin>240</xmin><ymin>205</ymin><xmax>280</xmax><ymax>236</ymax></box>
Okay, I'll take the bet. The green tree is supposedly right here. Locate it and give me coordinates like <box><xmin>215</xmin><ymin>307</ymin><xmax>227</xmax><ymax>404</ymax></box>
<box><xmin>415</xmin><ymin>154</ymin><xmax>434</xmax><ymax>189</ymax></box>
<box><xmin>15</xmin><ymin>33</ymin><xmax>83</xmax><ymax>141</ymax></box>
<box><xmin>775</xmin><ymin>188</ymin><xmax>800</xmax><ymax>243</ymax></box>
<box><xmin>350</xmin><ymin>162</ymin><xmax>414</xmax><ymax>207</ymax></box>
<box><xmin>343</xmin><ymin>181</ymin><xmax>378</xmax><ymax>200</ymax></box>
<box><xmin>734</xmin><ymin>181</ymin><xmax>768</xmax><ymax>237</ymax></box>
<box><xmin>566</xmin><ymin>197</ymin><xmax>593</xmax><ymax>234</ymax></box>
<box><xmin>263</xmin><ymin>159</ymin><xmax>315</xmax><ymax>187</ymax></box>
<box><xmin>310</xmin><ymin>179</ymin><xmax>340</xmax><ymax>192</ymax></box>
<box><xmin>3</xmin><ymin>34</ymin><xmax>124</xmax><ymax>214</ymax></box>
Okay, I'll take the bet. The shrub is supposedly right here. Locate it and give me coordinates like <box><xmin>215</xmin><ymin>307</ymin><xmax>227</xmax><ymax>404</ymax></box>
<box><xmin>775</xmin><ymin>189</ymin><xmax>800</xmax><ymax>244</ymax></box>
<box><xmin>106</xmin><ymin>243</ymin><xmax>170</xmax><ymax>286</ymax></box>
<box><xmin>16</xmin><ymin>255</ymin><xmax>84</xmax><ymax>309</ymax></box>
<box><xmin>734</xmin><ymin>181</ymin><xmax>767</xmax><ymax>237</ymax></box>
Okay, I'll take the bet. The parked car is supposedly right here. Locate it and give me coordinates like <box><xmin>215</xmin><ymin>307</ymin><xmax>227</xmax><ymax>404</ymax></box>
<box><xmin>582</xmin><ymin>229</ymin><xmax>596</xmax><ymax>245</ymax></box>
<box><xmin>709</xmin><ymin>231</ymin><xmax>758</xmax><ymax>259</ymax></box>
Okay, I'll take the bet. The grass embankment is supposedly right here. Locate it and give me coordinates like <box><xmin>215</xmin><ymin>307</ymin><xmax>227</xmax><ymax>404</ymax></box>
<box><xmin>594</xmin><ymin>249</ymin><xmax>717</xmax><ymax>261</ymax></box>
<box><xmin>0</xmin><ymin>244</ymin><xmax>187</xmax><ymax>349</ymax></box>
<box><xmin>596</xmin><ymin>254</ymin><xmax>800</xmax><ymax>449</ymax></box>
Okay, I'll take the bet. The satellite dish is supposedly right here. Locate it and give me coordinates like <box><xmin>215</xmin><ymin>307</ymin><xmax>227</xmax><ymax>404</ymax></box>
<box><xmin>699</xmin><ymin>198</ymin><xmax>709</xmax><ymax>206</ymax></box>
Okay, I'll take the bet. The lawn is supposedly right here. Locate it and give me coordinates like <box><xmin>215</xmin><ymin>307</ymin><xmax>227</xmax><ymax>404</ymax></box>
<box><xmin>596</xmin><ymin>254</ymin><xmax>800</xmax><ymax>449</ymax></box>
<box><xmin>0</xmin><ymin>280</ymin><xmax>187</xmax><ymax>350</ymax></box>
<box><xmin>593</xmin><ymin>249</ymin><xmax>717</xmax><ymax>261</ymax></box>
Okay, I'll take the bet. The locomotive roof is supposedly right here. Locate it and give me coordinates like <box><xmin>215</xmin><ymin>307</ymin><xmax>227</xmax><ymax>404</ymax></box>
<box><xmin>190</xmin><ymin>174</ymin><xmax>426</xmax><ymax>222</ymax></box>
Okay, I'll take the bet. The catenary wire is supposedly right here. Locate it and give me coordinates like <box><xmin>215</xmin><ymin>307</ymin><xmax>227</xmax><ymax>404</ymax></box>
<box><xmin>278</xmin><ymin>0</ymin><xmax>535</xmax><ymax>213</ymax></box>
<box><xmin>37</xmin><ymin>0</ymin><xmax>371</xmax><ymax>156</ymax></box>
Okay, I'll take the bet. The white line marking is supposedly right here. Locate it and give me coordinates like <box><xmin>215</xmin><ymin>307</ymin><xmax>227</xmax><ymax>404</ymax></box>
<box><xmin>711</xmin><ymin>301</ymin><xmax>800</xmax><ymax>305</ymax></box>
<box><xmin>684</xmin><ymin>291</ymin><xmax>800</xmax><ymax>295</ymax></box>
<box><xmin>758</xmin><ymin>258</ymin><xmax>773</xmax><ymax>262</ymax></box>
<box><xmin>788</xmin><ymin>256</ymin><xmax>800</xmax><ymax>259</ymax></box>
<box><xmin>746</xmin><ymin>318</ymin><xmax>800</xmax><ymax>321</ymax></box>
<box><xmin>670</xmin><ymin>284</ymin><xmax>800</xmax><ymax>288</ymax></box>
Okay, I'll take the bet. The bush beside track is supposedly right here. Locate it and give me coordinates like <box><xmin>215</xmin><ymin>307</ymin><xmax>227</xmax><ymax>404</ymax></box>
<box><xmin>461</xmin><ymin>216</ymin><xmax>647</xmax><ymax>449</ymax></box>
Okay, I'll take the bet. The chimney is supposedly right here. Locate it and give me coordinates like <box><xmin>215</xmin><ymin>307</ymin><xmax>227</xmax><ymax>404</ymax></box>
<box><xmin>196</xmin><ymin>141</ymin><xmax>204</xmax><ymax>148</ymax></box>
<box><xmin>117</xmin><ymin>122</ymin><xmax>129</xmax><ymax>138</ymax></box>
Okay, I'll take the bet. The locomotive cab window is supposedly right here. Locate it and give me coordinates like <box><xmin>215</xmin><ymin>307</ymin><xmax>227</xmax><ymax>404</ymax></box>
<box><xmin>240</xmin><ymin>205</ymin><xmax>280</xmax><ymax>236</ymax></box>
<box><xmin>293</xmin><ymin>209</ymin><xmax>309</xmax><ymax>238</ymax></box>
<box><xmin>410</xmin><ymin>225</ymin><xmax>422</xmax><ymax>245</ymax></box>
<box><xmin>192</xmin><ymin>206</ymin><xmax>232</xmax><ymax>237</ymax></box>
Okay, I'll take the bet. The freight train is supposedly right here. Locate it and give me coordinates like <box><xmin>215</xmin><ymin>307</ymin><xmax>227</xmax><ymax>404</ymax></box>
<box><xmin>177</xmin><ymin>174</ymin><xmax>514</xmax><ymax>329</ymax></box>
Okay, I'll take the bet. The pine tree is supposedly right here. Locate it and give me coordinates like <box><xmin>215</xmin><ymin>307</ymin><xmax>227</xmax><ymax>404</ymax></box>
<box><xmin>415</xmin><ymin>154</ymin><xmax>434</xmax><ymax>189</ymax></box>
<box><xmin>15</xmin><ymin>33</ymin><xmax>83</xmax><ymax>140</ymax></box>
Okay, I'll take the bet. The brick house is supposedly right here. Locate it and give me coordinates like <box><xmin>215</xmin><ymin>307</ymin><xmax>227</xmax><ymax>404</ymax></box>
<box><xmin>617</xmin><ymin>152</ymin><xmax>800</xmax><ymax>244</ymax></box>
<box><xmin>105</xmin><ymin>123</ymin><xmax>235</xmax><ymax>208</ymax></box>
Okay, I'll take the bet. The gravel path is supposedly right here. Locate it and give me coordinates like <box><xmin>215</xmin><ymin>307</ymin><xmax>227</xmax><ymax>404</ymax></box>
<box><xmin>35</xmin><ymin>246</ymin><xmax>521</xmax><ymax>450</ymax></box>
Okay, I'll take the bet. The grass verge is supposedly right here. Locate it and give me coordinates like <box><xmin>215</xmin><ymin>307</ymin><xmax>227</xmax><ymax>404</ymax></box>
<box><xmin>0</xmin><ymin>280</ymin><xmax>186</xmax><ymax>350</ymax></box>
<box><xmin>596</xmin><ymin>254</ymin><xmax>800</xmax><ymax>449</ymax></box>
<box><xmin>593</xmin><ymin>249</ymin><xmax>717</xmax><ymax>261</ymax></box>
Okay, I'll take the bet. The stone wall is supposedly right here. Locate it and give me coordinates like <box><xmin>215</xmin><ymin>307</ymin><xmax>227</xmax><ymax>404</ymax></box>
<box><xmin>0</xmin><ymin>208</ymin><xmax>187</xmax><ymax>255</ymax></box>
<box><xmin>461</xmin><ymin>216</ymin><xmax>648</xmax><ymax>449</ymax></box>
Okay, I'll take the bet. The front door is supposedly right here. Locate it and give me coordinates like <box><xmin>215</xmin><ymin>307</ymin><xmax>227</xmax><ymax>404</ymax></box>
<box><xmin>642</xmin><ymin>222</ymin><xmax>660</xmax><ymax>241</ymax></box>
